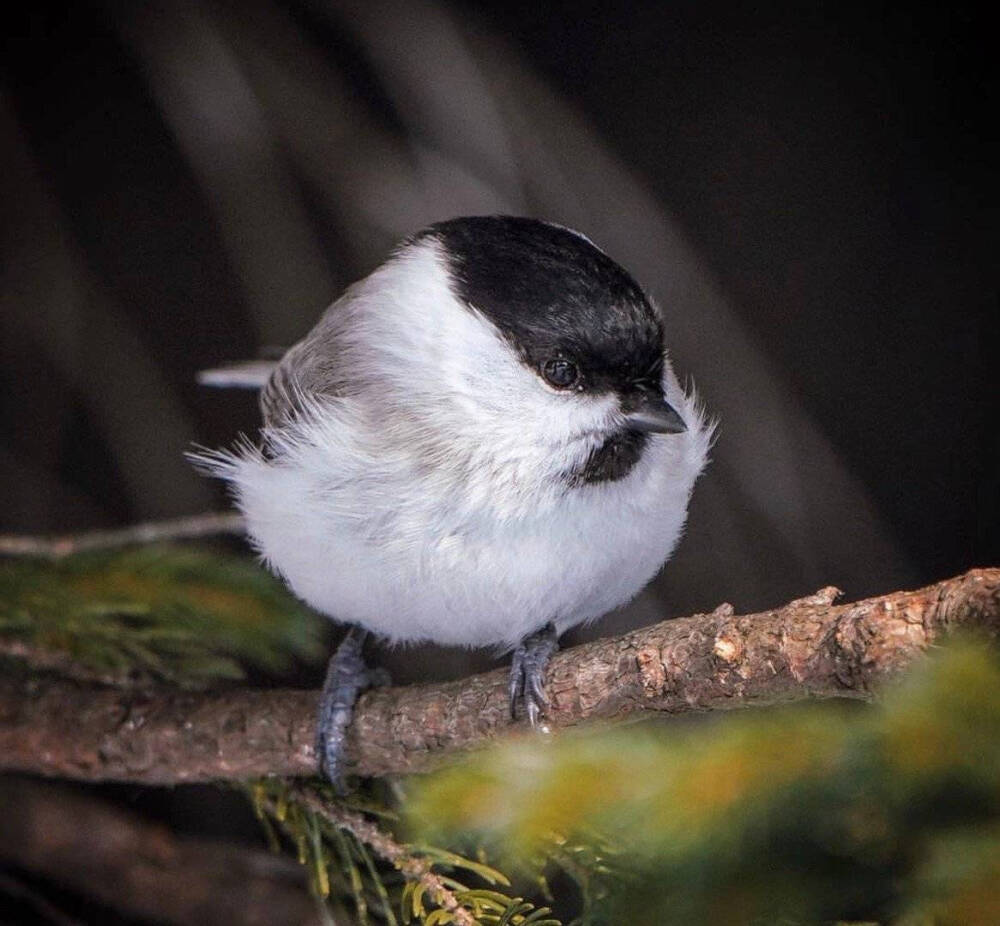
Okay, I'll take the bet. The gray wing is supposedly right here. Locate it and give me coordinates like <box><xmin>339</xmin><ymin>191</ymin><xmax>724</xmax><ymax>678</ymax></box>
<box><xmin>259</xmin><ymin>305</ymin><xmax>349</xmax><ymax>429</ymax></box>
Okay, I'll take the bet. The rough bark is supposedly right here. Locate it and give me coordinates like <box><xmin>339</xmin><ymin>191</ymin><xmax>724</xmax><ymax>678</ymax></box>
<box><xmin>0</xmin><ymin>777</ymin><xmax>321</xmax><ymax>925</ymax></box>
<box><xmin>1</xmin><ymin>568</ymin><xmax>997</xmax><ymax>784</ymax></box>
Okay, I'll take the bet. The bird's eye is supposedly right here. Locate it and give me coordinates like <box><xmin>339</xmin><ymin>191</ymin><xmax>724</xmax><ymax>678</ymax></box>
<box><xmin>541</xmin><ymin>357</ymin><xmax>580</xmax><ymax>389</ymax></box>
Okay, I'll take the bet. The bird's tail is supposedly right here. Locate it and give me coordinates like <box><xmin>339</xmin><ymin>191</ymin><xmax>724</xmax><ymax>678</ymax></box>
<box><xmin>196</xmin><ymin>360</ymin><xmax>277</xmax><ymax>390</ymax></box>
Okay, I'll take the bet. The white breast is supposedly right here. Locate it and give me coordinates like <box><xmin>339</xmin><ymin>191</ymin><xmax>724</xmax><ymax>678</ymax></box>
<box><xmin>213</xmin><ymin>396</ymin><xmax>709</xmax><ymax>649</ymax></box>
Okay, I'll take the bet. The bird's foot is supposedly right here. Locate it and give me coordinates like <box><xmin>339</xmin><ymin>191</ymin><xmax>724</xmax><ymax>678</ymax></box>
<box><xmin>316</xmin><ymin>627</ymin><xmax>388</xmax><ymax>792</ymax></box>
<box><xmin>509</xmin><ymin>621</ymin><xmax>559</xmax><ymax>727</ymax></box>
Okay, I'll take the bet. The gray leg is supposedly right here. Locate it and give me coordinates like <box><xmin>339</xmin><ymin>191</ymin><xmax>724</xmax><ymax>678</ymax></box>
<box><xmin>509</xmin><ymin>621</ymin><xmax>559</xmax><ymax>727</ymax></box>
<box><xmin>316</xmin><ymin>627</ymin><xmax>387</xmax><ymax>791</ymax></box>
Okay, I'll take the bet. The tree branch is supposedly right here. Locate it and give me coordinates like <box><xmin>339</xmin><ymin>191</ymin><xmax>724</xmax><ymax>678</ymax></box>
<box><xmin>2</xmin><ymin>568</ymin><xmax>997</xmax><ymax>783</ymax></box>
<box><xmin>0</xmin><ymin>512</ymin><xmax>245</xmax><ymax>557</ymax></box>
<box><xmin>0</xmin><ymin>777</ymin><xmax>321</xmax><ymax>925</ymax></box>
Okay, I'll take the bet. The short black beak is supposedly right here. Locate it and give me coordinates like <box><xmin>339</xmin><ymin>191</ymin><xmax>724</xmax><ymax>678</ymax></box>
<box><xmin>623</xmin><ymin>392</ymin><xmax>687</xmax><ymax>434</ymax></box>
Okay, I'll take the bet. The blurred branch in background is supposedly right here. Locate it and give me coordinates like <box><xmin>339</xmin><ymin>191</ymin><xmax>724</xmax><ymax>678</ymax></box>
<box><xmin>2</xmin><ymin>566</ymin><xmax>997</xmax><ymax>783</ymax></box>
<box><xmin>0</xmin><ymin>777</ymin><xmax>323</xmax><ymax>926</ymax></box>
<box><xmin>0</xmin><ymin>510</ymin><xmax>244</xmax><ymax>557</ymax></box>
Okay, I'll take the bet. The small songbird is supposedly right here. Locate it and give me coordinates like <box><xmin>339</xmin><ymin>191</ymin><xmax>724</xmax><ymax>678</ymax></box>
<box><xmin>193</xmin><ymin>215</ymin><xmax>712</xmax><ymax>787</ymax></box>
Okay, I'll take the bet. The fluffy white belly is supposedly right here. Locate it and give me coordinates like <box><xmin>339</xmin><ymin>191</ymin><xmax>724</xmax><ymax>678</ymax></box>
<box><xmin>235</xmin><ymin>436</ymin><xmax>696</xmax><ymax>649</ymax></box>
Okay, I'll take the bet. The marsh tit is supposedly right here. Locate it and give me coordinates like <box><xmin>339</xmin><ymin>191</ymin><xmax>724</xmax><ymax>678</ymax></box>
<box><xmin>194</xmin><ymin>215</ymin><xmax>712</xmax><ymax>787</ymax></box>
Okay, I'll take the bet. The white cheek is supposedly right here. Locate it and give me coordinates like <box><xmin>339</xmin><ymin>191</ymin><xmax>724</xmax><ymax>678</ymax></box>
<box><xmin>462</xmin><ymin>348</ymin><xmax>616</xmax><ymax>443</ymax></box>
<box><xmin>351</xmin><ymin>240</ymin><xmax>618</xmax><ymax>456</ymax></box>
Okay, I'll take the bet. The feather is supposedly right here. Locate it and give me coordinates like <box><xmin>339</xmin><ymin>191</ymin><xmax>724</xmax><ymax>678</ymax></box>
<box><xmin>196</xmin><ymin>360</ymin><xmax>278</xmax><ymax>390</ymax></box>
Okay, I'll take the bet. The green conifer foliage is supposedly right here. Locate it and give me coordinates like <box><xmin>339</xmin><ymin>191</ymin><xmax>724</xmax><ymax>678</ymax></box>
<box><xmin>408</xmin><ymin>644</ymin><xmax>1000</xmax><ymax>925</ymax></box>
<box><xmin>0</xmin><ymin>545</ymin><xmax>327</xmax><ymax>686</ymax></box>
<box><xmin>247</xmin><ymin>779</ymin><xmax>562</xmax><ymax>925</ymax></box>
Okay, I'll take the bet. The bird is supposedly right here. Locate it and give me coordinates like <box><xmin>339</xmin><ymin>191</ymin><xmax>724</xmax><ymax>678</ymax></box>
<box><xmin>192</xmin><ymin>215</ymin><xmax>712</xmax><ymax>789</ymax></box>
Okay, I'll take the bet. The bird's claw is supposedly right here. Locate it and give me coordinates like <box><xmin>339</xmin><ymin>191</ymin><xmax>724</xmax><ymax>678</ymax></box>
<box><xmin>316</xmin><ymin>627</ymin><xmax>388</xmax><ymax>792</ymax></box>
<box><xmin>509</xmin><ymin>622</ymin><xmax>559</xmax><ymax>727</ymax></box>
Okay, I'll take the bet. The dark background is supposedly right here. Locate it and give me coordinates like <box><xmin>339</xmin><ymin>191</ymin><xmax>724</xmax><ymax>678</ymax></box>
<box><xmin>1</xmin><ymin>0</ymin><xmax>996</xmax><ymax>677</ymax></box>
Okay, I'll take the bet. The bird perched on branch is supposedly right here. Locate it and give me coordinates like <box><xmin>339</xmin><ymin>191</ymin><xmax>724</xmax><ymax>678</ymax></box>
<box><xmin>193</xmin><ymin>215</ymin><xmax>711</xmax><ymax>788</ymax></box>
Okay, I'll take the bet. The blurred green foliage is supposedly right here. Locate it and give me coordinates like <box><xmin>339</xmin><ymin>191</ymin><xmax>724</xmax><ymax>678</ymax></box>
<box><xmin>0</xmin><ymin>545</ymin><xmax>327</xmax><ymax>686</ymax></box>
<box><xmin>408</xmin><ymin>643</ymin><xmax>1000</xmax><ymax>925</ymax></box>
